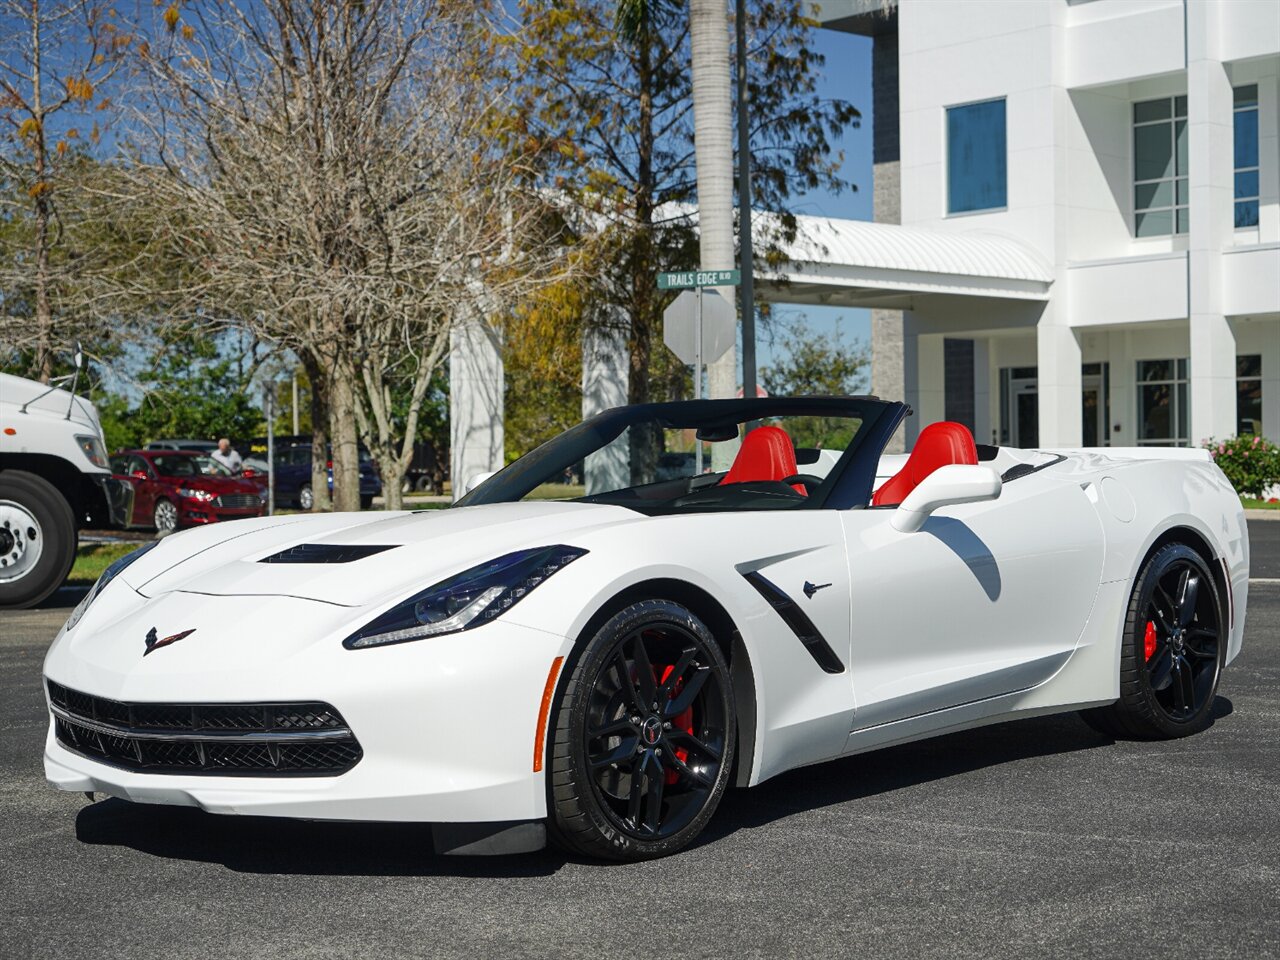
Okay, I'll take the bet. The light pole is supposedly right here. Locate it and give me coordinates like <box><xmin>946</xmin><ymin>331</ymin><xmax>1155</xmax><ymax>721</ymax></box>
<box><xmin>735</xmin><ymin>0</ymin><xmax>757</xmax><ymax>401</ymax></box>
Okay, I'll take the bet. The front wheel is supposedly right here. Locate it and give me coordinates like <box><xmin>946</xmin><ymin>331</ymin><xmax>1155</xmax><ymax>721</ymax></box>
<box><xmin>547</xmin><ymin>600</ymin><xmax>736</xmax><ymax>861</ymax></box>
<box><xmin>153</xmin><ymin>497</ymin><xmax>179</xmax><ymax>535</ymax></box>
<box><xmin>298</xmin><ymin>484</ymin><xmax>314</xmax><ymax>511</ymax></box>
<box><xmin>1081</xmin><ymin>543</ymin><xmax>1224</xmax><ymax>740</ymax></box>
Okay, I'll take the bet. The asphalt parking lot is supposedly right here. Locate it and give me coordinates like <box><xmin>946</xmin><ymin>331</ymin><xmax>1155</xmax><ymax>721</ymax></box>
<box><xmin>2</xmin><ymin>522</ymin><xmax>1277</xmax><ymax>960</ymax></box>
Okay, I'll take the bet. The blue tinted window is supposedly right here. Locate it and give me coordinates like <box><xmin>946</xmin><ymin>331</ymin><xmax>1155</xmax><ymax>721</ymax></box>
<box><xmin>947</xmin><ymin>99</ymin><xmax>1007</xmax><ymax>214</ymax></box>
<box><xmin>1234</xmin><ymin>108</ymin><xmax>1258</xmax><ymax>169</ymax></box>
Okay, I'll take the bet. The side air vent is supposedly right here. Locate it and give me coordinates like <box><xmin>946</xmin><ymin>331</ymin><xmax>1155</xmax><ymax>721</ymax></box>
<box><xmin>742</xmin><ymin>571</ymin><xmax>845</xmax><ymax>674</ymax></box>
<box><xmin>259</xmin><ymin>543</ymin><xmax>396</xmax><ymax>564</ymax></box>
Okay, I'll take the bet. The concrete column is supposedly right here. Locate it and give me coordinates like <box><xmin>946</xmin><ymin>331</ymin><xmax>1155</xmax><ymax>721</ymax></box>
<box><xmin>1187</xmin><ymin>1</ymin><xmax>1237</xmax><ymax>445</ymax></box>
<box><xmin>916</xmin><ymin>333</ymin><xmax>945</xmax><ymax>430</ymax></box>
<box><xmin>449</xmin><ymin>315</ymin><xmax>503</xmax><ymax>500</ymax></box>
<box><xmin>973</xmin><ymin>338</ymin><xmax>992</xmax><ymax>445</ymax></box>
<box><xmin>582</xmin><ymin>320</ymin><xmax>630</xmax><ymax>495</ymax></box>
<box><xmin>871</xmin><ymin>30</ymin><xmax>905</xmax><ymax>452</ymax></box>
<box><xmin>1036</xmin><ymin>324</ymin><xmax>1083</xmax><ymax>447</ymax></box>
<box><xmin>901</xmin><ymin>318</ymin><xmax>920</xmax><ymax>448</ymax></box>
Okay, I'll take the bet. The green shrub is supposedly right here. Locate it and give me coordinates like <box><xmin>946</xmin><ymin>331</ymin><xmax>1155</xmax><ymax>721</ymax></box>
<box><xmin>1205</xmin><ymin>434</ymin><xmax>1280</xmax><ymax>499</ymax></box>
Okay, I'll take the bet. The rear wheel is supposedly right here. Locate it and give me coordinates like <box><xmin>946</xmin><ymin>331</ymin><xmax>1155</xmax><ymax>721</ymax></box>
<box><xmin>0</xmin><ymin>470</ymin><xmax>77</xmax><ymax>609</ymax></box>
<box><xmin>298</xmin><ymin>484</ymin><xmax>314</xmax><ymax>511</ymax></box>
<box><xmin>547</xmin><ymin>600</ymin><xmax>735</xmax><ymax>862</ymax></box>
<box><xmin>1081</xmin><ymin>543</ymin><xmax>1224</xmax><ymax>739</ymax></box>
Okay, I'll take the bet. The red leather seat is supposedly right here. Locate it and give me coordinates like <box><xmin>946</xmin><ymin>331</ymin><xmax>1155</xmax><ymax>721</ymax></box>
<box><xmin>871</xmin><ymin>421</ymin><xmax>977</xmax><ymax>507</ymax></box>
<box><xmin>719</xmin><ymin>426</ymin><xmax>804</xmax><ymax>493</ymax></box>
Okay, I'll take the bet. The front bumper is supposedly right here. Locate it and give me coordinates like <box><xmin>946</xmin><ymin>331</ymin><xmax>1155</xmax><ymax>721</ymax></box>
<box><xmin>43</xmin><ymin>591</ymin><xmax>570</xmax><ymax>823</ymax></box>
<box><xmin>178</xmin><ymin>503</ymin><xmax>264</xmax><ymax>526</ymax></box>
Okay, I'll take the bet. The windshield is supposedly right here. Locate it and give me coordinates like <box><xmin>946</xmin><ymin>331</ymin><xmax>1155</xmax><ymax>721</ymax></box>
<box><xmin>458</xmin><ymin>397</ymin><xmax>901</xmax><ymax>514</ymax></box>
<box><xmin>151</xmin><ymin>455</ymin><xmax>232</xmax><ymax>478</ymax></box>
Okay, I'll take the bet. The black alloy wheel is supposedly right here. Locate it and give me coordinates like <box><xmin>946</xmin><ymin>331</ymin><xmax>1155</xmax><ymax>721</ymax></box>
<box><xmin>548</xmin><ymin>600</ymin><xmax>735</xmax><ymax>861</ymax></box>
<box><xmin>1142</xmin><ymin>556</ymin><xmax>1220</xmax><ymax>721</ymax></box>
<box><xmin>1081</xmin><ymin>543</ymin><xmax>1225</xmax><ymax>739</ymax></box>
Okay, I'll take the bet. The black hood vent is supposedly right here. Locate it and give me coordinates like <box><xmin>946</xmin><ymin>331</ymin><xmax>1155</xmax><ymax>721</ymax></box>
<box><xmin>259</xmin><ymin>543</ymin><xmax>396</xmax><ymax>564</ymax></box>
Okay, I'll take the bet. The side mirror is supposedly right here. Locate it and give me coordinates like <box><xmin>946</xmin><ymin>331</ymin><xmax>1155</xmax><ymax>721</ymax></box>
<box><xmin>464</xmin><ymin>470</ymin><xmax>497</xmax><ymax>494</ymax></box>
<box><xmin>891</xmin><ymin>464</ymin><xmax>1002</xmax><ymax>533</ymax></box>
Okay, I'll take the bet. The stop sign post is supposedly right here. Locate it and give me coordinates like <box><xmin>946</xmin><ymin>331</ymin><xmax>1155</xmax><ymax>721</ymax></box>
<box><xmin>660</xmin><ymin>271</ymin><xmax>741</xmax><ymax>474</ymax></box>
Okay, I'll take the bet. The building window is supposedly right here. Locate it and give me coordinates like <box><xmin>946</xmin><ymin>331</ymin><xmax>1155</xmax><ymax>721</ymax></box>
<box><xmin>1237</xmin><ymin>354</ymin><xmax>1262</xmax><ymax>436</ymax></box>
<box><xmin>1133</xmin><ymin>95</ymin><xmax>1188</xmax><ymax>237</ymax></box>
<box><xmin>1234</xmin><ymin>85</ymin><xmax>1259</xmax><ymax>229</ymax></box>
<box><xmin>1137</xmin><ymin>358</ymin><xmax>1188</xmax><ymax>446</ymax></box>
<box><xmin>947</xmin><ymin>99</ymin><xmax>1006</xmax><ymax>214</ymax></box>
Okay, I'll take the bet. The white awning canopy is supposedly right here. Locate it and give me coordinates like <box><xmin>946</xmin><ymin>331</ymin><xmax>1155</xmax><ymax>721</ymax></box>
<box><xmin>760</xmin><ymin>216</ymin><xmax>1054</xmax><ymax>307</ymax></box>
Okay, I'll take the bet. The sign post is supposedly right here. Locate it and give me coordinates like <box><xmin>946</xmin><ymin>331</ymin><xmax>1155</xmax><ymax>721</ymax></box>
<box><xmin>660</xmin><ymin>271</ymin><xmax>741</xmax><ymax>474</ymax></box>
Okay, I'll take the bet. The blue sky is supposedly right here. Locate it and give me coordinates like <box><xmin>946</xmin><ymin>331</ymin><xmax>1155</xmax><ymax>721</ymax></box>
<box><xmin>755</xmin><ymin>23</ymin><xmax>874</xmax><ymax>377</ymax></box>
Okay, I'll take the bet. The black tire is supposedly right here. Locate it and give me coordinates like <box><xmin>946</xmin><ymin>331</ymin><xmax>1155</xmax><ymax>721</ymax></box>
<box><xmin>1081</xmin><ymin>543</ymin><xmax>1224</xmax><ymax>740</ymax></box>
<box><xmin>360</xmin><ymin>494</ymin><xmax>374</xmax><ymax>510</ymax></box>
<box><xmin>547</xmin><ymin>599</ymin><xmax>735</xmax><ymax>862</ymax></box>
<box><xmin>0</xmin><ymin>470</ymin><xmax>78</xmax><ymax>609</ymax></box>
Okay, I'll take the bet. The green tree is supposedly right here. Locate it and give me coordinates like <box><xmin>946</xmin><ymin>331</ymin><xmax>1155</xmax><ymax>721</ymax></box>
<box><xmin>506</xmin><ymin>0</ymin><xmax>858</xmax><ymax>477</ymax></box>
<box><xmin>95</xmin><ymin>335</ymin><xmax>263</xmax><ymax>452</ymax></box>
<box><xmin>761</xmin><ymin>317</ymin><xmax>868</xmax><ymax>448</ymax></box>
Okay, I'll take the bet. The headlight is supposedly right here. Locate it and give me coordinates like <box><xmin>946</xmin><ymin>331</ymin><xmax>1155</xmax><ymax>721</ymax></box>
<box><xmin>178</xmin><ymin>487</ymin><xmax>216</xmax><ymax>501</ymax></box>
<box><xmin>64</xmin><ymin>540</ymin><xmax>159</xmax><ymax>632</ymax></box>
<box><xmin>344</xmin><ymin>545</ymin><xmax>587</xmax><ymax>649</ymax></box>
<box><xmin>74</xmin><ymin>434</ymin><xmax>109</xmax><ymax>469</ymax></box>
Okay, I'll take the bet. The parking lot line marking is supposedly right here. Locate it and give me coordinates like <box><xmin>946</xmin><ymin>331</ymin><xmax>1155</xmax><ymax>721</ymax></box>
<box><xmin>1248</xmin><ymin>578</ymin><xmax>1280</xmax><ymax>584</ymax></box>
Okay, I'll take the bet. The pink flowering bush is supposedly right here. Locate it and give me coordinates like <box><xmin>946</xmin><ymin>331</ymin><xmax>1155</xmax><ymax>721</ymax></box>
<box><xmin>1205</xmin><ymin>434</ymin><xmax>1280</xmax><ymax>499</ymax></box>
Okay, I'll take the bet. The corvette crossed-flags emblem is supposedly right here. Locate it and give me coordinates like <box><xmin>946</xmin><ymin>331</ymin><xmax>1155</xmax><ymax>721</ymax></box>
<box><xmin>143</xmin><ymin>627</ymin><xmax>196</xmax><ymax>657</ymax></box>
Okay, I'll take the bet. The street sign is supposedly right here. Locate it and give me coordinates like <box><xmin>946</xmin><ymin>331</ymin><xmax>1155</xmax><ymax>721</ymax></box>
<box><xmin>657</xmin><ymin>269</ymin><xmax>741</xmax><ymax>291</ymax></box>
<box><xmin>663</xmin><ymin>289</ymin><xmax>735</xmax><ymax>366</ymax></box>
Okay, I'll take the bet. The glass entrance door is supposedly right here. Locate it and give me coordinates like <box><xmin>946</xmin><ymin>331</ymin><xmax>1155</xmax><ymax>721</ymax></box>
<box><xmin>1081</xmin><ymin>363</ymin><xmax>1110</xmax><ymax>447</ymax></box>
<box><xmin>1011</xmin><ymin>381</ymin><xmax>1039</xmax><ymax>448</ymax></box>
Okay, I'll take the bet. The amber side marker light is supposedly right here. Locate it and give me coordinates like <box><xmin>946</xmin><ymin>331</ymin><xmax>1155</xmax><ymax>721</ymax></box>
<box><xmin>533</xmin><ymin>656</ymin><xmax>565</xmax><ymax>773</ymax></box>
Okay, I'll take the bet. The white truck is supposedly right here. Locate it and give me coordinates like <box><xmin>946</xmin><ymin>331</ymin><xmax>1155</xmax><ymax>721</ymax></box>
<box><xmin>0</xmin><ymin>366</ymin><xmax>132</xmax><ymax>608</ymax></box>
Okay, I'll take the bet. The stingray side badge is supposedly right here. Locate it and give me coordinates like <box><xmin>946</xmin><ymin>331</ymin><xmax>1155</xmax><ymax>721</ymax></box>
<box><xmin>143</xmin><ymin>627</ymin><xmax>196</xmax><ymax>657</ymax></box>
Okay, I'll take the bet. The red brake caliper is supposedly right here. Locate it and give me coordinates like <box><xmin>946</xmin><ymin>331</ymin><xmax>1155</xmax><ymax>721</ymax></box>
<box><xmin>1143</xmin><ymin>620</ymin><xmax>1158</xmax><ymax>661</ymax></box>
<box><xmin>657</xmin><ymin>665</ymin><xmax>695</xmax><ymax>785</ymax></box>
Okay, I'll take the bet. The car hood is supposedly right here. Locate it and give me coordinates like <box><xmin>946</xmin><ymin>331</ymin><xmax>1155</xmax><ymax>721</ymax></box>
<box><xmin>123</xmin><ymin>501</ymin><xmax>644</xmax><ymax>608</ymax></box>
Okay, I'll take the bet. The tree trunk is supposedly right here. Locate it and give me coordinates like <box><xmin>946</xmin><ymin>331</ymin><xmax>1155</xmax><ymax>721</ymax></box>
<box><xmin>380</xmin><ymin>459</ymin><xmax>405</xmax><ymax>511</ymax></box>
<box><xmin>302</xmin><ymin>352</ymin><xmax>332</xmax><ymax>511</ymax></box>
<box><xmin>328</xmin><ymin>359</ymin><xmax>362</xmax><ymax>512</ymax></box>
<box><xmin>30</xmin><ymin>3</ymin><xmax>53</xmax><ymax>384</ymax></box>
<box><xmin>689</xmin><ymin>0</ymin><xmax>739</xmax><ymax>469</ymax></box>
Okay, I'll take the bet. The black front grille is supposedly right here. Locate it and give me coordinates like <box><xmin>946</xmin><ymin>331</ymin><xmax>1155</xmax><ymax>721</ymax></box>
<box><xmin>215</xmin><ymin>494</ymin><xmax>262</xmax><ymax>510</ymax></box>
<box><xmin>47</xmin><ymin>680</ymin><xmax>362</xmax><ymax>777</ymax></box>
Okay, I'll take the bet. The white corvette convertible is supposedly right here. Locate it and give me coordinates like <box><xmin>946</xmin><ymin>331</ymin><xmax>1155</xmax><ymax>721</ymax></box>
<box><xmin>43</xmin><ymin>397</ymin><xmax>1249</xmax><ymax>860</ymax></box>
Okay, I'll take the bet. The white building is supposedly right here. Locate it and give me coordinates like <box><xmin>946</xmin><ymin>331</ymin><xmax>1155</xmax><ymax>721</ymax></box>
<box><xmin>450</xmin><ymin>0</ymin><xmax>1279</xmax><ymax>489</ymax></box>
<box><xmin>798</xmin><ymin>0</ymin><xmax>1279</xmax><ymax>451</ymax></box>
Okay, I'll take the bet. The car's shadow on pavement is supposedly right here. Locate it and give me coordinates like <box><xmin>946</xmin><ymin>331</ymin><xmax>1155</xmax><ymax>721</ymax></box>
<box><xmin>73</xmin><ymin>697</ymin><xmax>1233</xmax><ymax>876</ymax></box>
<box><xmin>701</xmin><ymin>696</ymin><xmax>1234</xmax><ymax>848</ymax></box>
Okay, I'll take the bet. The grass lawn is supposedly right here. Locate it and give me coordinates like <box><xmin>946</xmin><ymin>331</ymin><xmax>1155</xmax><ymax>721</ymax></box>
<box><xmin>1242</xmin><ymin>498</ymin><xmax>1280</xmax><ymax>510</ymax></box>
<box><xmin>70</xmin><ymin>541</ymin><xmax>147</xmax><ymax>586</ymax></box>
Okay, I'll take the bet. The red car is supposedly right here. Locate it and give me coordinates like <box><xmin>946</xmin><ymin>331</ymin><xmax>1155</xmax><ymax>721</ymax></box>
<box><xmin>109</xmin><ymin>449</ymin><xmax>266</xmax><ymax>534</ymax></box>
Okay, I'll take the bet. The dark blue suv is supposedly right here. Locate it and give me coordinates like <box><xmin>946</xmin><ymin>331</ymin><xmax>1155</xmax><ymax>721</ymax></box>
<box><xmin>243</xmin><ymin>436</ymin><xmax>381</xmax><ymax>509</ymax></box>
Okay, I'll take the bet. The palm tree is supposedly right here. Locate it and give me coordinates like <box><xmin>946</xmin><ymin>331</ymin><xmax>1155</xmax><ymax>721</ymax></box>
<box><xmin>687</xmin><ymin>0</ymin><xmax>738</xmax><ymax>409</ymax></box>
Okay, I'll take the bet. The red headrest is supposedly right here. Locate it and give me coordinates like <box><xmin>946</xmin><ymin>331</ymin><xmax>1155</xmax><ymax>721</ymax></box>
<box><xmin>719</xmin><ymin>426</ymin><xmax>802</xmax><ymax>492</ymax></box>
<box><xmin>871</xmin><ymin>421</ymin><xmax>977</xmax><ymax>507</ymax></box>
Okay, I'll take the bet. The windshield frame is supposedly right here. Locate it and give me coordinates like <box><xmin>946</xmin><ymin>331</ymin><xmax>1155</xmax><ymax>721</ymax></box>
<box><xmin>457</xmin><ymin>396</ymin><xmax>908</xmax><ymax>513</ymax></box>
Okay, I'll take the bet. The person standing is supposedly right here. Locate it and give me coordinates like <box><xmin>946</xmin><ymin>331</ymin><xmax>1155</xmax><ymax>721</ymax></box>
<box><xmin>211</xmin><ymin>438</ymin><xmax>243</xmax><ymax>474</ymax></box>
